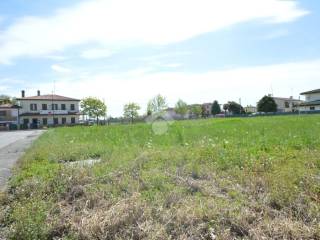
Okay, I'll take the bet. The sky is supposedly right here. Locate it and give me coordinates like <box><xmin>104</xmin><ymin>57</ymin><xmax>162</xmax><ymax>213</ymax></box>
<box><xmin>0</xmin><ymin>0</ymin><xmax>319</xmax><ymax>117</ymax></box>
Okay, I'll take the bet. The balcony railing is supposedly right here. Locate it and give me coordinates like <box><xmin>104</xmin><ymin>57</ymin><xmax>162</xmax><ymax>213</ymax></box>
<box><xmin>40</xmin><ymin>110</ymin><xmax>69</xmax><ymax>115</ymax></box>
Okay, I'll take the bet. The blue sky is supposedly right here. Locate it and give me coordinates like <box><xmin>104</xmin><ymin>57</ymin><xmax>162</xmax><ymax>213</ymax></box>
<box><xmin>0</xmin><ymin>0</ymin><xmax>319</xmax><ymax>116</ymax></box>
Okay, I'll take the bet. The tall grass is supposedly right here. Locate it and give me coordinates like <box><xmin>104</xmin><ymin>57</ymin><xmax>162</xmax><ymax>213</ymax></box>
<box><xmin>1</xmin><ymin>115</ymin><xmax>320</xmax><ymax>239</ymax></box>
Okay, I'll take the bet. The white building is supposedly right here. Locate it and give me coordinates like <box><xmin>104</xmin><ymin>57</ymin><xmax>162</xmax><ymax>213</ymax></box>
<box><xmin>272</xmin><ymin>96</ymin><xmax>303</xmax><ymax>112</ymax></box>
<box><xmin>244</xmin><ymin>105</ymin><xmax>257</xmax><ymax>113</ymax></box>
<box><xmin>298</xmin><ymin>89</ymin><xmax>320</xmax><ymax>112</ymax></box>
<box><xmin>16</xmin><ymin>90</ymin><xmax>80</xmax><ymax>128</ymax></box>
<box><xmin>202</xmin><ymin>103</ymin><xmax>213</xmax><ymax>117</ymax></box>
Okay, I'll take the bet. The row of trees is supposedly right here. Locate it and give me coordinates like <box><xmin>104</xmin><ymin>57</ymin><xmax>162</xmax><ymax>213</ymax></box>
<box><xmin>0</xmin><ymin>95</ymin><xmax>16</xmax><ymax>105</ymax></box>
<box><xmin>80</xmin><ymin>95</ymin><xmax>278</xmax><ymax>124</ymax></box>
<box><xmin>1</xmin><ymin>93</ymin><xmax>277</xmax><ymax>125</ymax></box>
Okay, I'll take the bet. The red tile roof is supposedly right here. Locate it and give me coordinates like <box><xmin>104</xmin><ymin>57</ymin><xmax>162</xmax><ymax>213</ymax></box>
<box><xmin>17</xmin><ymin>94</ymin><xmax>80</xmax><ymax>101</ymax></box>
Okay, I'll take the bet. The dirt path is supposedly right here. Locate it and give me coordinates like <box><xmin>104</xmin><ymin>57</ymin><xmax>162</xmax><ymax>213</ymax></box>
<box><xmin>0</xmin><ymin>130</ymin><xmax>44</xmax><ymax>191</ymax></box>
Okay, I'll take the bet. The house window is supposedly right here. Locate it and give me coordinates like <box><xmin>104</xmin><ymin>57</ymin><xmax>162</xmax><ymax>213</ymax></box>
<box><xmin>30</xmin><ymin>104</ymin><xmax>37</xmax><ymax>111</ymax></box>
<box><xmin>61</xmin><ymin>104</ymin><xmax>66</xmax><ymax>110</ymax></box>
<box><xmin>71</xmin><ymin>117</ymin><xmax>76</xmax><ymax>124</ymax></box>
<box><xmin>310</xmin><ymin>106</ymin><xmax>315</xmax><ymax>111</ymax></box>
<box><xmin>43</xmin><ymin>118</ymin><xmax>48</xmax><ymax>125</ymax></box>
<box><xmin>23</xmin><ymin>119</ymin><xmax>29</xmax><ymax>125</ymax></box>
<box><xmin>284</xmin><ymin>102</ymin><xmax>290</xmax><ymax>108</ymax></box>
<box><xmin>0</xmin><ymin>111</ymin><xmax>6</xmax><ymax>116</ymax></box>
<box><xmin>70</xmin><ymin>104</ymin><xmax>75</xmax><ymax>111</ymax></box>
<box><xmin>54</xmin><ymin>118</ymin><xmax>59</xmax><ymax>125</ymax></box>
<box><xmin>62</xmin><ymin>117</ymin><xmax>67</xmax><ymax>124</ymax></box>
<box><xmin>52</xmin><ymin>104</ymin><xmax>58</xmax><ymax>110</ymax></box>
<box><xmin>42</xmin><ymin>104</ymin><xmax>47</xmax><ymax>110</ymax></box>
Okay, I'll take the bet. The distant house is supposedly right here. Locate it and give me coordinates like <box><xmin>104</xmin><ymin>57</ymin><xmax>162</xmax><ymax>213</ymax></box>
<box><xmin>272</xmin><ymin>96</ymin><xmax>303</xmax><ymax>113</ymax></box>
<box><xmin>201</xmin><ymin>103</ymin><xmax>213</xmax><ymax>117</ymax></box>
<box><xmin>0</xmin><ymin>104</ymin><xmax>20</xmax><ymax>130</ymax></box>
<box><xmin>164</xmin><ymin>108</ymin><xmax>182</xmax><ymax>119</ymax></box>
<box><xmin>244</xmin><ymin>105</ymin><xmax>257</xmax><ymax>113</ymax></box>
<box><xmin>16</xmin><ymin>90</ymin><xmax>80</xmax><ymax>129</ymax></box>
<box><xmin>298</xmin><ymin>89</ymin><xmax>320</xmax><ymax>111</ymax></box>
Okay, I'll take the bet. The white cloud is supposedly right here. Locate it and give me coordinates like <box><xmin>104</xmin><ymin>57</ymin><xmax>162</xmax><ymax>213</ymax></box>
<box><xmin>0</xmin><ymin>86</ymin><xmax>8</xmax><ymax>91</ymax></box>
<box><xmin>29</xmin><ymin>59</ymin><xmax>320</xmax><ymax>117</ymax></box>
<box><xmin>164</xmin><ymin>63</ymin><xmax>183</xmax><ymax>68</ymax></box>
<box><xmin>51</xmin><ymin>64</ymin><xmax>72</xmax><ymax>73</ymax></box>
<box><xmin>0</xmin><ymin>0</ymin><xmax>308</xmax><ymax>63</ymax></box>
<box><xmin>0</xmin><ymin>78</ymin><xmax>24</xmax><ymax>85</ymax></box>
<box><xmin>261</xmin><ymin>29</ymin><xmax>290</xmax><ymax>40</ymax></box>
<box><xmin>0</xmin><ymin>78</ymin><xmax>25</xmax><ymax>93</ymax></box>
<box><xmin>81</xmin><ymin>48</ymin><xmax>114</xmax><ymax>59</ymax></box>
<box><xmin>136</xmin><ymin>52</ymin><xmax>193</xmax><ymax>62</ymax></box>
<box><xmin>45</xmin><ymin>55</ymin><xmax>68</xmax><ymax>61</ymax></box>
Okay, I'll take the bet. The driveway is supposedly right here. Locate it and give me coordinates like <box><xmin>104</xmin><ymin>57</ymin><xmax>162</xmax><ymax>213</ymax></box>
<box><xmin>0</xmin><ymin>130</ymin><xmax>44</xmax><ymax>190</ymax></box>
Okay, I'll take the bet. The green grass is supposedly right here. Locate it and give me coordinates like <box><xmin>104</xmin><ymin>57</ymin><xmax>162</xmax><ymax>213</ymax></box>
<box><xmin>1</xmin><ymin>115</ymin><xmax>320</xmax><ymax>239</ymax></box>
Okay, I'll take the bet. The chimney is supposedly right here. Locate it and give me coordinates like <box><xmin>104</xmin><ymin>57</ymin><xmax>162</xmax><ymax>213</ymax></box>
<box><xmin>37</xmin><ymin>90</ymin><xmax>41</xmax><ymax>96</ymax></box>
<box><xmin>290</xmin><ymin>96</ymin><xmax>293</xmax><ymax>99</ymax></box>
<box><xmin>21</xmin><ymin>90</ymin><xmax>25</xmax><ymax>98</ymax></box>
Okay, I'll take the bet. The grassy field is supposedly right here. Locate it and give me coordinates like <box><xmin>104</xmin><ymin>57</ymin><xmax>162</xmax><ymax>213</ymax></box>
<box><xmin>1</xmin><ymin>115</ymin><xmax>320</xmax><ymax>239</ymax></box>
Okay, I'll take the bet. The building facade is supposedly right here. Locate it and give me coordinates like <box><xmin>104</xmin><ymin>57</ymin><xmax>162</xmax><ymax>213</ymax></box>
<box><xmin>0</xmin><ymin>104</ymin><xmax>20</xmax><ymax>130</ymax></box>
<box><xmin>16</xmin><ymin>90</ymin><xmax>80</xmax><ymax>128</ymax></box>
<box><xmin>201</xmin><ymin>103</ymin><xmax>213</xmax><ymax>117</ymax></box>
<box><xmin>272</xmin><ymin>96</ymin><xmax>302</xmax><ymax>112</ymax></box>
<box><xmin>244</xmin><ymin>105</ymin><xmax>257</xmax><ymax>113</ymax></box>
<box><xmin>298</xmin><ymin>89</ymin><xmax>320</xmax><ymax>111</ymax></box>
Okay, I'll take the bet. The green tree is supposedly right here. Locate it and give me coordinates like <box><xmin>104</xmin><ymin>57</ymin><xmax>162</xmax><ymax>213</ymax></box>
<box><xmin>223</xmin><ymin>103</ymin><xmax>228</xmax><ymax>114</ymax></box>
<box><xmin>81</xmin><ymin>97</ymin><xmax>107</xmax><ymax>124</ymax></box>
<box><xmin>211</xmin><ymin>100</ymin><xmax>221</xmax><ymax>115</ymax></box>
<box><xmin>147</xmin><ymin>94</ymin><xmax>168</xmax><ymax>115</ymax></box>
<box><xmin>190</xmin><ymin>105</ymin><xmax>202</xmax><ymax>118</ymax></box>
<box><xmin>0</xmin><ymin>95</ymin><xmax>12</xmax><ymax>105</ymax></box>
<box><xmin>123</xmin><ymin>102</ymin><xmax>140</xmax><ymax>123</ymax></box>
<box><xmin>257</xmin><ymin>95</ymin><xmax>277</xmax><ymax>113</ymax></box>
<box><xmin>174</xmin><ymin>99</ymin><xmax>188</xmax><ymax>116</ymax></box>
<box><xmin>224</xmin><ymin>101</ymin><xmax>244</xmax><ymax>115</ymax></box>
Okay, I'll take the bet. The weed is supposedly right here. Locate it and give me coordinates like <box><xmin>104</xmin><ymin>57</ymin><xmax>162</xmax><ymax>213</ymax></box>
<box><xmin>1</xmin><ymin>115</ymin><xmax>320</xmax><ymax>239</ymax></box>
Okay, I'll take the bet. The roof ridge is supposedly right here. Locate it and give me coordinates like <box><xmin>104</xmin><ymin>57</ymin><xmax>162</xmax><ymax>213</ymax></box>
<box><xmin>16</xmin><ymin>94</ymin><xmax>80</xmax><ymax>101</ymax></box>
